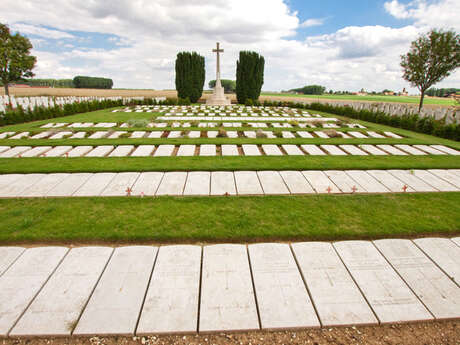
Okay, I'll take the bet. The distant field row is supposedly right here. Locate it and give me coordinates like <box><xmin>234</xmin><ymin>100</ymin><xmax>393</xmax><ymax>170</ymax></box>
<box><xmin>1</xmin><ymin>88</ymin><xmax>456</xmax><ymax>106</ymax></box>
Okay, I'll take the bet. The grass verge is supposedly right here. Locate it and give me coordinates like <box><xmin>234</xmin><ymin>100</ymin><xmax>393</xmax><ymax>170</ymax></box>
<box><xmin>1</xmin><ymin>193</ymin><xmax>458</xmax><ymax>243</ymax></box>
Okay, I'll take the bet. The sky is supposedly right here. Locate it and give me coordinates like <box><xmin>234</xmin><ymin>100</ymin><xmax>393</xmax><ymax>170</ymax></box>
<box><xmin>0</xmin><ymin>0</ymin><xmax>459</xmax><ymax>93</ymax></box>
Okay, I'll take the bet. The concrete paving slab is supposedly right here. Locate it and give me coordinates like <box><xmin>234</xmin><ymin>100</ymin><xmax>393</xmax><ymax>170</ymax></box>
<box><xmin>314</xmin><ymin>131</ymin><xmax>329</xmax><ymax>138</ymax></box>
<box><xmin>281</xmin><ymin>131</ymin><xmax>295</xmax><ymax>138</ymax></box>
<box><xmin>324</xmin><ymin>170</ymin><xmax>365</xmax><ymax>193</ymax></box>
<box><xmin>0</xmin><ymin>146</ymin><xmax>31</xmax><ymax>158</ymax></box>
<box><xmin>109</xmin><ymin>145</ymin><xmax>134</xmax><ymax>157</ymax></box>
<box><xmin>46</xmin><ymin>173</ymin><xmax>92</xmax><ymax>197</ymax></box>
<box><xmin>333</xmin><ymin>241</ymin><xmax>432</xmax><ymax>323</ymax></box>
<box><xmin>156</xmin><ymin>172</ymin><xmax>187</xmax><ymax>195</ymax></box>
<box><xmin>100</xmin><ymin>172</ymin><xmax>140</xmax><ymax>196</ymax></box>
<box><xmin>21</xmin><ymin>173</ymin><xmax>70</xmax><ymax>197</ymax></box>
<box><xmin>339</xmin><ymin>145</ymin><xmax>368</xmax><ymax>155</ymax></box>
<box><xmin>428</xmin><ymin>169</ymin><xmax>460</xmax><ymax>188</ymax></box>
<box><xmin>10</xmin><ymin>132</ymin><xmax>29</xmax><ymax>139</ymax></box>
<box><xmin>184</xmin><ymin>171</ymin><xmax>210</xmax><ymax>196</ymax></box>
<box><xmin>412</xmin><ymin>170</ymin><xmax>459</xmax><ymax>191</ymax></box>
<box><xmin>366</xmin><ymin>131</ymin><xmax>385</xmax><ymax>138</ymax></box>
<box><xmin>177</xmin><ymin>145</ymin><xmax>196</xmax><ymax>156</ymax></box>
<box><xmin>413</xmin><ymin>238</ymin><xmax>460</xmax><ymax>285</ymax></box>
<box><xmin>257</xmin><ymin>171</ymin><xmax>289</xmax><ymax>195</ymax></box>
<box><xmin>137</xmin><ymin>245</ymin><xmax>201</xmax><ymax>334</ymax></box>
<box><xmin>130</xmin><ymin>145</ymin><xmax>155</xmax><ymax>157</ymax></box>
<box><xmin>67</xmin><ymin>146</ymin><xmax>93</xmax><ymax>157</ymax></box>
<box><xmin>0</xmin><ymin>247</ymin><xmax>25</xmax><ymax>276</ymax></box>
<box><xmin>292</xmin><ymin>242</ymin><xmax>377</xmax><ymax>326</ymax></box>
<box><xmin>234</xmin><ymin>171</ymin><xmax>263</xmax><ymax>195</ymax></box>
<box><xmin>70</xmin><ymin>132</ymin><xmax>86</xmax><ymax>139</ymax></box>
<box><xmin>0</xmin><ymin>174</ymin><xmax>23</xmax><ymax>193</ymax></box>
<box><xmin>88</xmin><ymin>131</ymin><xmax>108</xmax><ymax>139</ymax></box>
<box><xmin>242</xmin><ymin>144</ymin><xmax>261</xmax><ymax>156</ymax></box>
<box><xmin>429</xmin><ymin>145</ymin><xmax>460</xmax><ymax>155</ymax></box>
<box><xmin>301</xmin><ymin>145</ymin><xmax>326</xmax><ymax>155</ymax></box>
<box><xmin>226</xmin><ymin>131</ymin><xmax>238</xmax><ymax>138</ymax></box>
<box><xmin>346</xmin><ymin>170</ymin><xmax>390</xmax><ymax>193</ymax></box>
<box><xmin>244</xmin><ymin>131</ymin><xmax>256</xmax><ymax>138</ymax></box>
<box><xmin>348</xmin><ymin>132</ymin><xmax>368</xmax><ymax>139</ymax></box>
<box><xmin>221</xmin><ymin>145</ymin><xmax>239</xmax><ymax>156</ymax></box>
<box><xmin>147</xmin><ymin>131</ymin><xmax>163</xmax><ymax>138</ymax></box>
<box><xmin>282</xmin><ymin>145</ymin><xmax>304</xmax><ymax>155</ymax></box>
<box><xmin>130</xmin><ymin>131</ymin><xmax>146</xmax><ymax>138</ymax></box>
<box><xmin>21</xmin><ymin>146</ymin><xmax>52</xmax><ymax>158</ymax></box>
<box><xmin>207</xmin><ymin>131</ymin><xmax>218</xmax><ymax>138</ymax></box>
<box><xmin>302</xmin><ymin>171</ymin><xmax>340</xmax><ymax>194</ymax></box>
<box><xmin>0</xmin><ymin>247</ymin><xmax>69</xmax><ymax>336</ymax></box>
<box><xmin>200</xmin><ymin>145</ymin><xmax>216</xmax><ymax>156</ymax></box>
<box><xmin>388</xmin><ymin>170</ymin><xmax>438</xmax><ymax>192</ymax></box>
<box><xmin>249</xmin><ymin>243</ymin><xmax>319</xmax><ymax>329</ymax></box>
<box><xmin>30</xmin><ymin>131</ymin><xmax>52</xmax><ymax>139</ymax></box>
<box><xmin>210</xmin><ymin>171</ymin><xmax>236</xmax><ymax>196</ymax></box>
<box><xmin>452</xmin><ymin>237</ymin><xmax>460</xmax><ymax>247</ymax></box>
<box><xmin>279</xmin><ymin>171</ymin><xmax>315</xmax><ymax>194</ymax></box>
<box><xmin>10</xmin><ymin>247</ymin><xmax>113</xmax><ymax>337</ymax></box>
<box><xmin>154</xmin><ymin>145</ymin><xmax>175</xmax><ymax>157</ymax></box>
<box><xmin>413</xmin><ymin>145</ymin><xmax>446</xmax><ymax>155</ymax></box>
<box><xmin>359</xmin><ymin>145</ymin><xmax>388</xmax><ymax>155</ymax></box>
<box><xmin>200</xmin><ymin>244</ymin><xmax>259</xmax><ymax>332</ymax></box>
<box><xmin>262</xmin><ymin>144</ymin><xmax>283</xmax><ymax>156</ymax></box>
<box><xmin>86</xmin><ymin>145</ymin><xmax>114</xmax><ymax>157</ymax></box>
<box><xmin>49</xmin><ymin>131</ymin><xmax>72</xmax><ymax>139</ymax></box>
<box><xmin>394</xmin><ymin>145</ymin><xmax>427</xmax><ymax>155</ymax></box>
<box><xmin>74</xmin><ymin>246</ymin><xmax>156</xmax><ymax>336</ymax></box>
<box><xmin>107</xmin><ymin>131</ymin><xmax>125</xmax><ymax>139</ymax></box>
<box><xmin>367</xmin><ymin>170</ymin><xmax>415</xmax><ymax>192</ymax></box>
<box><xmin>44</xmin><ymin>146</ymin><xmax>73</xmax><ymax>157</ymax></box>
<box><xmin>374</xmin><ymin>239</ymin><xmax>460</xmax><ymax>319</ymax></box>
<box><xmin>320</xmin><ymin>145</ymin><xmax>347</xmax><ymax>155</ymax></box>
<box><xmin>130</xmin><ymin>172</ymin><xmax>164</xmax><ymax>196</ymax></box>
<box><xmin>189</xmin><ymin>131</ymin><xmax>201</xmax><ymax>138</ymax></box>
<box><xmin>384</xmin><ymin>132</ymin><xmax>402</xmax><ymax>138</ymax></box>
<box><xmin>73</xmin><ymin>173</ymin><xmax>116</xmax><ymax>197</ymax></box>
<box><xmin>376</xmin><ymin>145</ymin><xmax>408</xmax><ymax>155</ymax></box>
<box><xmin>0</xmin><ymin>173</ymin><xmax>45</xmax><ymax>197</ymax></box>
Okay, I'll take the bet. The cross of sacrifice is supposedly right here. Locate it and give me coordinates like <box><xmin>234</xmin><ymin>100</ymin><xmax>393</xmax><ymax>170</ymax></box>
<box><xmin>212</xmin><ymin>42</ymin><xmax>224</xmax><ymax>83</ymax></box>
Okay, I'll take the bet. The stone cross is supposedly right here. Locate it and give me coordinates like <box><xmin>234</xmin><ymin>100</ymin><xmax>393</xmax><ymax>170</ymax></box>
<box><xmin>212</xmin><ymin>42</ymin><xmax>224</xmax><ymax>88</ymax></box>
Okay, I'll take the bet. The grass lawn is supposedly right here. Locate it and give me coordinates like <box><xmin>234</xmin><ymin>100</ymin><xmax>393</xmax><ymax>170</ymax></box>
<box><xmin>0</xmin><ymin>193</ymin><xmax>458</xmax><ymax>243</ymax></box>
<box><xmin>261</xmin><ymin>93</ymin><xmax>456</xmax><ymax>106</ymax></box>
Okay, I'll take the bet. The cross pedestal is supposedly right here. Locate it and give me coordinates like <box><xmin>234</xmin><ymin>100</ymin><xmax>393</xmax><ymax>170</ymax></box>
<box><xmin>206</xmin><ymin>42</ymin><xmax>231</xmax><ymax>105</ymax></box>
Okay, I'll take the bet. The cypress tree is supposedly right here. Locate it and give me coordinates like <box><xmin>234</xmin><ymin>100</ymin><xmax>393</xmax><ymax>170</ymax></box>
<box><xmin>236</xmin><ymin>51</ymin><xmax>265</xmax><ymax>104</ymax></box>
<box><xmin>175</xmin><ymin>52</ymin><xmax>205</xmax><ymax>103</ymax></box>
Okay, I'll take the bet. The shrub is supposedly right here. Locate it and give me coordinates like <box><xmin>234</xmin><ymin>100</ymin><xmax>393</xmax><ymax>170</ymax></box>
<box><xmin>324</xmin><ymin>129</ymin><xmax>341</xmax><ymax>138</ymax></box>
<box><xmin>255</xmin><ymin>129</ymin><xmax>267</xmax><ymax>138</ymax></box>
<box><xmin>127</xmin><ymin>119</ymin><xmax>149</xmax><ymax>128</ymax></box>
<box><xmin>217</xmin><ymin>128</ymin><xmax>227</xmax><ymax>137</ymax></box>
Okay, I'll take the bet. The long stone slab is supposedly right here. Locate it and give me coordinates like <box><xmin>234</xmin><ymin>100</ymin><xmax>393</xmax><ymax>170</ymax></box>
<box><xmin>248</xmin><ymin>243</ymin><xmax>319</xmax><ymax>329</ymax></box>
<box><xmin>73</xmin><ymin>173</ymin><xmax>116</xmax><ymax>197</ymax></box>
<box><xmin>413</xmin><ymin>238</ymin><xmax>460</xmax><ymax>285</ymax></box>
<box><xmin>394</xmin><ymin>145</ymin><xmax>427</xmax><ymax>155</ymax></box>
<box><xmin>0</xmin><ymin>247</ymin><xmax>69</xmax><ymax>336</ymax></box>
<box><xmin>279</xmin><ymin>171</ymin><xmax>315</xmax><ymax>194</ymax></box>
<box><xmin>333</xmin><ymin>241</ymin><xmax>432</xmax><ymax>323</ymax></box>
<box><xmin>74</xmin><ymin>246</ymin><xmax>157</xmax><ymax>336</ymax></box>
<box><xmin>301</xmin><ymin>145</ymin><xmax>326</xmax><ymax>155</ymax></box>
<box><xmin>282</xmin><ymin>145</ymin><xmax>304</xmax><ymax>155</ymax></box>
<box><xmin>46</xmin><ymin>173</ymin><xmax>92</xmax><ymax>197</ymax></box>
<box><xmin>100</xmin><ymin>172</ymin><xmax>140</xmax><ymax>196</ymax></box>
<box><xmin>21</xmin><ymin>146</ymin><xmax>52</xmax><ymax>158</ymax></box>
<box><xmin>183</xmin><ymin>171</ymin><xmax>210</xmax><ymax>196</ymax></box>
<box><xmin>324</xmin><ymin>170</ymin><xmax>365</xmax><ymax>193</ymax></box>
<box><xmin>292</xmin><ymin>242</ymin><xmax>377</xmax><ymax>326</ymax></box>
<box><xmin>0</xmin><ymin>247</ymin><xmax>25</xmax><ymax>277</ymax></box>
<box><xmin>44</xmin><ymin>146</ymin><xmax>72</xmax><ymax>157</ymax></box>
<box><xmin>210</xmin><ymin>171</ymin><xmax>236</xmax><ymax>196</ymax></box>
<box><xmin>346</xmin><ymin>170</ymin><xmax>389</xmax><ymax>193</ymax></box>
<box><xmin>21</xmin><ymin>173</ymin><xmax>70</xmax><ymax>197</ymax></box>
<box><xmin>177</xmin><ymin>145</ymin><xmax>196</xmax><ymax>156</ymax></box>
<box><xmin>452</xmin><ymin>237</ymin><xmax>460</xmax><ymax>247</ymax></box>
<box><xmin>130</xmin><ymin>172</ymin><xmax>164</xmax><ymax>196</ymax></box>
<box><xmin>388</xmin><ymin>170</ymin><xmax>438</xmax><ymax>192</ymax></box>
<box><xmin>0</xmin><ymin>146</ymin><xmax>31</xmax><ymax>158</ymax></box>
<box><xmin>156</xmin><ymin>172</ymin><xmax>187</xmax><ymax>195</ymax></box>
<box><xmin>200</xmin><ymin>244</ymin><xmax>259</xmax><ymax>332</ymax></box>
<box><xmin>376</xmin><ymin>145</ymin><xmax>407</xmax><ymax>155</ymax></box>
<box><xmin>154</xmin><ymin>145</ymin><xmax>175</xmax><ymax>157</ymax></box>
<box><xmin>221</xmin><ymin>144</ymin><xmax>239</xmax><ymax>156</ymax></box>
<box><xmin>430</xmin><ymin>145</ymin><xmax>460</xmax><ymax>155</ymax></box>
<box><xmin>234</xmin><ymin>171</ymin><xmax>263</xmax><ymax>195</ymax></box>
<box><xmin>0</xmin><ymin>173</ymin><xmax>45</xmax><ymax>197</ymax></box>
<box><xmin>320</xmin><ymin>145</ymin><xmax>347</xmax><ymax>155</ymax></box>
<box><xmin>86</xmin><ymin>145</ymin><xmax>114</xmax><ymax>157</ymax></box>
<box><xmin>109</xmin><ymin>145</ymin><xmax>134</xmax><ymax>157</ymax></box>
<box><xmin>199</xmin><ymin>145</ymin><xmax>216</xmax><ymax>156</ymax></box>
<box><xmin>67</xmin><ymin>146</ymin><xmax>93</xmax><ymax>157</ymax></box>
<box><xmin>413</xmin><ymin>145</ymin><xmax>446</xmax><ymax>155</ymax></box>
<box><xmin>242</xmin><ymin>144</ymin><xmax>261</xmax><ymax>156</ymax></box>
<box><xmin>302</xmin><ymin>171</ymin><xmax>340</xmax><ymax>194</ymax></box>
<box><xmin>427</xmin><ymin>169</ymin><xmax>460</xmax><ymax>189</ymax></box>
<box><xmin>374</xmin><ymin>239</ymin><xmax>460</xmax><ymax>319</ymax></box>
<box><xmin>10</xmin><ymin>247</ymin><xmax>113</xmax><ymax>337</ymax></box>
<box><xmin>339</xmin><ymin>145</ymin><xmax>368</xmax><ymax>156</ymax></box>
<box><xmin>367</xmin><ymin>170</ymin><xmax>415</xmax><ymax>192</ymax></box>
<box><xmin>137</xmin><ymin>245</ymin><xmax>201</xmax><ymax>334</ymax></box>
<box><xmin>359</xmin><ymin>145</ymin><xmax>388</xmax><ymax>155</ymax></box>
<box><xmin>262</xmin><ymin>145</ymin><xmax>283</xmax><ymax>156</ymax></box>
<box><xmin>130</xmin><ymin>145</ymin><xmax>155</xmax><ymax>157</ymax></box>
<box><xmin>412</xmin><ymin>170</ymin><xmax>459</xmax><ymax>191</ymax></box>
<box><xmin>257</xmin><ymin>171</ymin><xmax>290</xmax><ymax>195</ymax></box>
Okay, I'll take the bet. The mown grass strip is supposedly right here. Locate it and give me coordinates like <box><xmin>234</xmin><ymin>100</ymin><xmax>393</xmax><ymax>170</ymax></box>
<box><xmin>0</xmin><ymin>193</ymin><xmax>458</xmax><ymax>243</ymax></box>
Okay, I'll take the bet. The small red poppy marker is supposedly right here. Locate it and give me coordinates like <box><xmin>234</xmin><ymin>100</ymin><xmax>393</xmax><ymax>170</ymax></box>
<box><xmin>402</xmin><ymin>185</ymin><xmax>408</xmax><ymax>192</ymax></box>
<box><xmin>65</xmin><ymin>152</ymin><xmax>69</xmax><ymax>158</ymax></box>
<box><xmin>326</xmin><ymin>186</ymin><xmax>332</xmax><ymax>194</ymax></box>
<box><xmin>126</xmin><ymin>187</ymin><xmax>132</xmax><ymax>196</ymax></box>
<box><xmin>351</xmin><ymin>185</ymin><xmax>357</xmax><ymax>193</ymax></box>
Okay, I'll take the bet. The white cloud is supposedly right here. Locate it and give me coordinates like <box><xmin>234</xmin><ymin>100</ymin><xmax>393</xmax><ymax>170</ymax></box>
<box><xmin>8</xmin><ymin>23</ymin><xmax>75</xmax><ymax>39</ymax></box>
<box><xmin>0</xmin><ymin>0</ymin><xmax>458</xmax><ymax>92</ymax></box>
<box><xmin>299</xmin><ymin>18</ymin><xmax>324</xmax><ymax>28</ymax></box>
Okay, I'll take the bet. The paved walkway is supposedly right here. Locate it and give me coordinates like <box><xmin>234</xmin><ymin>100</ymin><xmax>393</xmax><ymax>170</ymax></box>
<box><xmin>0</xmin><ymin>169</ymin><xmax>459</xmax><ymax>198</ymax></box>
<box><xmin>0</xmin><ymin>237</ymin><xmax>458</xmax><ymax>337</ymax></box>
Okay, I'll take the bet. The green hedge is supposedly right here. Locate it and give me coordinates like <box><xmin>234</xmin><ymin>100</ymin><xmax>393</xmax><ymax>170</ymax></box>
<box><xmin>73</xmin><ymin>76</ymin><xmax>113</xmax><ymax>89</ymax></box>
<box><xmin>261</xmin><ymin>100</ymin><xmax>460</xmax><ymax>141</ymax></box>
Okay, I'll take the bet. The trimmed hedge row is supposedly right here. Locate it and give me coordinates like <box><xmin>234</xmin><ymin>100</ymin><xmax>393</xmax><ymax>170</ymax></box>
<box><xmin>261</xmin><ymin>100</ymin><xmax>460</xmax><ymax>141</ymax></box>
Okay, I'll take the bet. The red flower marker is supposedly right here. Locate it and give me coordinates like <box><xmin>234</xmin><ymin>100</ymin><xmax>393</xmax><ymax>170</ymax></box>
<box><xmin>351</xmin><ymin>185</ymin><xmax>357</xmax><ymax>193</ymax></box>
<box><xmin>402</xmin><ymin>185</ymin><xmax>408</xmax><ymax>192</ymax></box>
<box><xmin>126</xmin><ymin>187</ymin><xmax>132</xmax><ymax>196</ymax></box>
<box><xmin>326</xmin><ymin>186</ymin><xmax>332</xmax><ymax>194</ymax></box>
<box><xmin>65</xmin><ymin>152</ymin><xmax>69</xmax><ymax>158</ymax></box>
